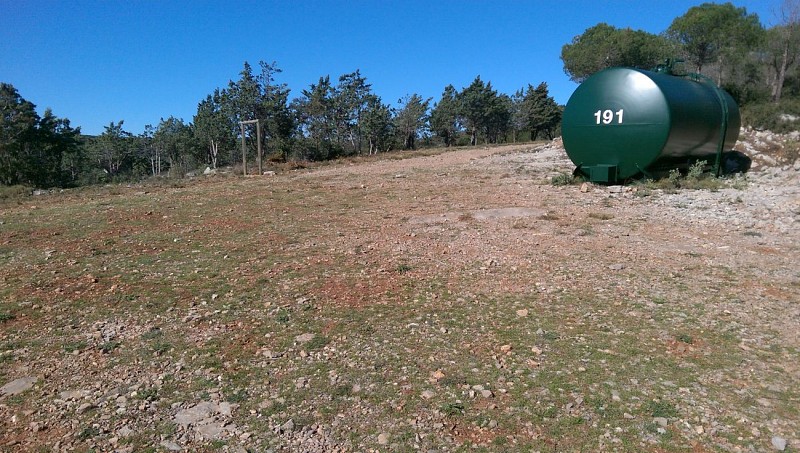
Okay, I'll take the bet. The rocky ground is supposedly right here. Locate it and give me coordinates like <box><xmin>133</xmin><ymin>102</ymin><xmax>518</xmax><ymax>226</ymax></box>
<box><xmin>1</xmin><ymin>130</ymin><xmax>798</xmax><ymax>452</ymax></box>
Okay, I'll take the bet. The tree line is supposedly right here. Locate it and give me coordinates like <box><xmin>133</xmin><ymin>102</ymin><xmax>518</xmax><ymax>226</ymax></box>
<box><xmin>0</xmin><ymin>63</ymin><xmax>561</xmax><ymax>188</ymax></box>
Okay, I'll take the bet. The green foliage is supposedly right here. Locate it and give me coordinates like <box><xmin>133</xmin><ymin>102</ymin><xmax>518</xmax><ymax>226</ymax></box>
<box><xmin>430</xmin><ymin>85</ymin><xmax>460</xmax><ymax>147</ymax></box>
<box><xmin>644</xmin><ymin>162</ymin><xmax>727</xmax><ymax>191</ymax></box>
<box><xmin>521</xmin><ymin>82</ymin><xmax>562</xmax><ymax>140</ymax></box>
<box><xmin>742</xmin><ymin>98</ymin><xmax>800</xmax><ymax>133</ymax></box>
<box><xmin>440</xmin><ymin>401</ymin><xmax>465</xmax><ymax>417</ymax></box>
<box><xmin>153</xmin><ymin>116</ymin><xmax>198</xmax><ymax>178</ymax></box>
<box><xmin>99</xmin><ymin>341</ymin><xmax>120</xmax><ymax>354</ymax></box>
<box><xmin>0</xmin><ymin>83</ymin><xmax>83</xmax><ymax>188</ymax></box>
<box><xmin>193</xmin><ymin>89</ymin><xmax>233</xmax><ymax>168</ymax></box>
<box><xmin>394</xmin><ymin>94</ymin><xmax>431</xmax><ymax>150</ymax></box>
<box><xmin>551</xmin><ymin>172</ymin><xmax>579</xmax><ymax>186</ymax></box>
<box><xmin>456</xmin><ymin>76</ymin><xmax>517</xmax><ymax>146</ymax></box>
<box><xmin>667</xmin><ymin>3</ymin><xmax>764</xmax><ymax>78</ymax></box>
<box><xmin>686</xmin><ymin>160</ymin><xmax>706</xmax><ymax>180</ymax></box>
<box><xmin>561</xmin><ymin>23</ymin><xmax>675</xmax><ymax>82</ymax></box>
<box><xmin>63</xmin><ymin>340</ymin><xmax>88</xmax><ymax>353</ymax></box>
<box><xmin>646</xmin><ymin>399</ymin><xmax>679</xmax><ymax>418</ymax></box>
<box><xmin>361</xmin><ymin>96</ymin><xmax>394</xmax><ymax>154</ymax></box>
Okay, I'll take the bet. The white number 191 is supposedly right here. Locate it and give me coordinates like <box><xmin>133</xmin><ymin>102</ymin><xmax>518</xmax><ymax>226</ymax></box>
<box><xmin>594</xmin><ymin>109</ymin><xmax>624</xmax><ymax>125</ymax></box>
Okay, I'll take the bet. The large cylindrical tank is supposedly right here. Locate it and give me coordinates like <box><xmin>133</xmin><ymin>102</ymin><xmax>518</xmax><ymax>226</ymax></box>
<box><xmin>562</xmin><ymin>67</ymin><xmax>740</xmax><ymax>183</ymax></box>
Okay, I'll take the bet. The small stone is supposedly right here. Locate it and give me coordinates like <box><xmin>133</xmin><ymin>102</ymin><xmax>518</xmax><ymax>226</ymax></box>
<box><xmin>499</xmin><ymin>344</ymin><xmax>513</xmax><ymax>353</ymax></box>
<box><xmin>480</xmin><ymin>389</ymin><xmax>494</xmax><ymax>398</ymax></box>
<box><xmin>653</xmin><ymin>417</ymin><xmax>668</xmax><ymax>428</ymax></box>
<box><xmin>59</xmin><ymin>389</ymin><xmax>88</xmax><ymax>400</ymax></box>
<box><xmin>580</xmin><ymin>182</ymin><xmax>591</xmax><ymax>193</ymax></box>
<box><xmin>516</xmin><ymin>309</ymin><xmax>528</xmax><ymax>317</ymax></box>
<box><xmin>431</xmin><ymin>370</ymin><xmax>446</xmax><ymax>382</ymax></box>
<box><xmin>611</xmin><ymin>390</ymin><xmax>621</xmax><ymax>402</ymax></box>
<box><xmin>196</xmin><ymin>422</ymin><xmax>226</xmax><ymax>439</ymax></box>
<box><xmin>1</xmin><ymin>377</ymin><xmax>37</xmax><ymax>396</ymax></box>
<box><xmin>531</xmin><ymin>346</ymin><xmax>543</xmax><ymax>355</ymax></box>
<box><xmin>117</xmin><ymin>426</ymin><xmax>134</xmax><ymax>438</ymax></box>
<box><xmin>377</xmin><ymin>433</ymin><xmax>390</xmax><ymax>445</ymax></box>
<box><xmin>280</xmin><ymin>419</ymin><xmax>295</xmax><ymax>433</ymax></box>
<box><xmin>218</xmin><ymin>401</ymin><xmax>233</xmax><ymax>416</ymax></box>
<box><xmin>421</xmin><ymin>390</ymin><xmax>435</xmax><ymax>400</ymax></box>
<box><xmin>76</xmin><ymin>403</ymin><xmax>95</xmax><ymax>414</ymax></box>
<box><xmin>295</xmin><ymin>333</ymin><xmax>315</xmax><ymax>344</ymax></box>
<box><xmin>608</xmin><ymin>264</ymin><xmax>625</xmax><ymax>271</ymax></box>
<box><xmin>772</xmin><ymin>436</ymin><xmax>787</xmax><ymax>451</ymax></box>
<box><xmin>623</xmin><ymin>413</ymin><xmax>635</xmax><ymax>419</ymax></box>
<box><xmin>694</xmin><ymin>425</ymin><xmax>704</xmax><ymax>434</ymax></box>
<box><xmin>160</xmin><ymin>440</ymin><xmax>183</xmax><ymax>451</ymax></box>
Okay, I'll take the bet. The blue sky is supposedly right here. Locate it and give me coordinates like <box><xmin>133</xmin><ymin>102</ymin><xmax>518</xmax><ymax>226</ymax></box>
<box><xmin>1</xmin><ymin>0</ymin><xmax>778</xmax><ymax>136</ymax></box>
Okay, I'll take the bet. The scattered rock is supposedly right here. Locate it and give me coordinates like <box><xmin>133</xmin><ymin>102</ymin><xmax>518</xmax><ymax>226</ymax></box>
<box><xmin>196</xmin><ymin>422</ymin><xmax>226</xmax><ymax>440</ymax></box>
<box><xmin>160</xmin><ymin>440</ymin><xmax>183</xmax><ymax>451</ymax></box>
<box><xmin>377</xmin><ymin>432</ymin><xmax>390</xmax><ymax>444</ymax></box>
<box><xmin>280</xmin><ymin>419</ymin><xmax>295</xmax><ymax>433</ymax></box>
<box><xmin>421</xmin><ymin>390</ymin><xmax>435</xmax><ymax>400</ymax></box>
<box><xmin>653</xmin><ymin>417</ymin><xmax>668</xmax><ymax>428</ymax></box>
<box><xmin>76</xmin><ymin>402</ymin><xmax>95</xmax><ymax>414</ymax></box>
<box><xmin>295</xmin><ymin>333</ymin><xmax>315</xmax><ymax>344</ymax></box>
<box><xmin>1</xmin><ymin>376</ymin><xmax>37</xmax><ymax>396</ymax></box>
<box><xmin>772</xmin><ymin>436</ymin><xmax>787</xmax><ymax>451</ymax></box>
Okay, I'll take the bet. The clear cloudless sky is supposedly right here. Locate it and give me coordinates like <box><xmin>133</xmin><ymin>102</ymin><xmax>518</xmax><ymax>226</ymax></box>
<box><xmin>1</xmin><ymin>0</ymin><xmax>779</xmax><ymax>136</ymax></box>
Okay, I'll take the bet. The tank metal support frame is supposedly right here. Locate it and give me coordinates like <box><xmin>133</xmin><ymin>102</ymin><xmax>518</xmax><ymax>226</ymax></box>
<box><xmin>684</xmin><ymin>73</ymin><xmax>730</xmax><ymax>177</ymax></box>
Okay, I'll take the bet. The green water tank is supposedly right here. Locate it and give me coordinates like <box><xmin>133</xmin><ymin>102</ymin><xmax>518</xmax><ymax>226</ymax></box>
<box><xmin>562</xmin><ymin>67</ymin><xmax>740</xmax><ymax>183</ymax></box>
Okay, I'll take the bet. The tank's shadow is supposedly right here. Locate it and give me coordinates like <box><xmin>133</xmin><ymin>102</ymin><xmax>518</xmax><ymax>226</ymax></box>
<box><xmin>720</xmin><ymin>150</ymin><xmax>752</xmax><ymax>175</ymax></box>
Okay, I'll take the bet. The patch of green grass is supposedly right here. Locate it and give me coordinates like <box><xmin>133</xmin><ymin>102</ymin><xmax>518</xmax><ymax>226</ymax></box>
<box><xmin>77</xmin><ymin>426</ymin><xmax>101</xmax><ymax>441</ymax></box>
<box><xmin>99</xmin><ymin>341</ymin><xmax>121</xmax><ymax>354</ymax></box>
<box><xmin>676</xmin><ymin>333</ymin><xmax>694</xmax><ymax>344</ymax></box>
<box><xmin>141</xmin><ymin>327</ymin><xmax>163</xmax><ymax>340</ymax></box>
<box><xmin>276</xmin><ymin>309</ymin><xmax>290</xmax><ymax>323</ymax></box>
<box><xmin>0</xmin><ymin>311</ymin><xmax>14</xmax><ymax>323</ymax></box>
<box><xmin>440</xmin><ymin>402</ymin><xmax>465</xmax><ymax>417</ymax></box>
<box><xmin>306</xmin><ymin>335</ymin><xmax>329</xmax><ymax>350</ymax></box>
<box><xmin>136</xmin><ymin>387</ymin><xmax>158</xmax><ymax>401</ymax></box>
<box><xmin>63</xmin><ymin>340</ymin><xmax>88</xmax><ymax>353</ymax></box>
<box><xmin>151</xmin><ymin>341</ymin><xmax>171</xmax><ymax>355</ymax></box>
<box><xmin>646</xmin><ymin>399</ymin><xmax>679</xmax><ymax>418</ymax></box>
<box><xmin>551</xmin><ymin>172</ymin><xmax>578</xmax><ymax>186</ymax></box>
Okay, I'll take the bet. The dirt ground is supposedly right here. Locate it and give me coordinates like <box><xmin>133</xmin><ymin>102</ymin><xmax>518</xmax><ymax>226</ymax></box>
<box><xmin>0</xmin><ymin>136</ymin><xmax>798</xmax><ymax>452</ymax></box>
